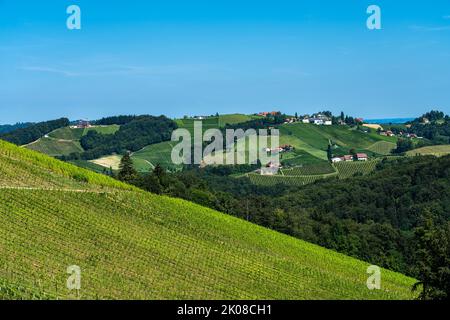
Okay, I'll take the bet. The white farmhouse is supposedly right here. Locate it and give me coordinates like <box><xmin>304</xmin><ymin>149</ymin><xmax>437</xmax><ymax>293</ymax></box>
<box><xmin>312</xmin><ymin>119</ymin><xmax>324</xmax><ymax>125</ymax></box>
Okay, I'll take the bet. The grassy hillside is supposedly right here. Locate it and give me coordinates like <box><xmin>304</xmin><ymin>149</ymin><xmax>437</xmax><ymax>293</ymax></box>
<box><xmin>24</xmin><ymin>125</ymin><xmax>120</xmax><ymax>157</ymax></box>
<box><xmin>26</xmin><ymin>137</ymin><xmax>84</xmax><ymax>157</ymax></box>
<box><xmin>48</xmin><ymin>125</ymin><xmax>120</xmax><ymax>140</ymax></box>
<box><xmin>280</xmin><ymin>123</ymin><xmax>396</xmax><ymax>157</ymax></box>
<box><xmin>406</xmin><ymin>144</ymin><xmax>450</xmax><ymax>157</ymax></box>
<box><xmin>131</xmin><ymin>116</ymin><xmax>256</xmax><ymax>172</ymax></box>
<box><xmin>0</xmin><ymin>140</ymin><xmax>416</xmax><ymax>299</ymax></box>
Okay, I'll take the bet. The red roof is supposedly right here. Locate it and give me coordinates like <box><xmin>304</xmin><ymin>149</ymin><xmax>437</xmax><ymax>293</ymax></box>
<box><xmin>356</xmin><ymin>153</ymin><xmax>368</xmax><ymax>158</ymax></box>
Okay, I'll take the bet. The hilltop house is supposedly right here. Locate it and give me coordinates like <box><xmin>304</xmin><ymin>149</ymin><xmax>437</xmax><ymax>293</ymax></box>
<box><xmin>379</xmin><ymin>130</ymin><xmax>394</xmax><ymax>137</ymax></box>
<box><xmin>76</xmin><ymin>119</ymin><xmax>91</xmax><ymax>129</ymax></box>
<box><xmin>309</xmin><ymin>113</ymin><xmax>332</xmax><ymax>126</ymax></box>
<box><xmin>356</xmin><ymin>153</ymin><xmax>368</xmax><ymax>161</ymax></box>
<box><xmin>258</xmin><ymin>111</ymin><xmax>280</xmax><ymax>117</ymax></box>
<box><xmin>193</xmin><ymin>115</ymin><xmax>209</xmax><ymax>120</ymax></box>
<box><xmin>312</xmin><ymin>118</ymin><xmax>324</xmax><ymax>125</ymax></box>
<box><xmin>286</xmin><ymin>117</ymin><xmax>297</xmax><ymax>124</ymax></box>
<box><xmin>343</xmin><ymin>155</ymin><xmax>354</xmax><ymax>162</ymax></box>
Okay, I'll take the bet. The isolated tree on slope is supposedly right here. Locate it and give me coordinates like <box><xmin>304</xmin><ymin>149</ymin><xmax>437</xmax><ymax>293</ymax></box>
<box><xmin>327</xmin><ymin>144</ymin><xmax>333</xmax><ymax>161</ymax></box>
<box><xmin>118</xmin><ymin>152</ymin><xmax>137</xmax><ymax>183</ymax></box>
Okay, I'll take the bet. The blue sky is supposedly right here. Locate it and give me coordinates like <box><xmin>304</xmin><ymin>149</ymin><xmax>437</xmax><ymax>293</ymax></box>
<box><xmin>1</xmin><ymin>0</ymin><xmax>450</xmax><ymax>123</ymax></box>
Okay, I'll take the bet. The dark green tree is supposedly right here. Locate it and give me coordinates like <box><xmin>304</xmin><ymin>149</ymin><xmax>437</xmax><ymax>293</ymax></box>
<box><xmin>413</xmin><ymin>217</ymin><xmax>450</xmax><ymax>300</ymax></box>
<box><xmin>327</xmin><ymin>144</ymin><xmax>333</xmax><ymax>161</ymax></box>
<box><xmin>394</xmin><ymin>138</ymin><xmax>413</xmax><ymax>154</ymax></box>
<box><xmin>118</xmin><ymin>153</ymin><xmax>137</xmax><ymax>183</ymax></box>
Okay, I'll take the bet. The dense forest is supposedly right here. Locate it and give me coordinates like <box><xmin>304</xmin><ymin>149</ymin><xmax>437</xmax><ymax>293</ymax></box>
<box><xmin>64</xmin><ymin>115</ymin><xmax>177</xmax><ymax>160</ymax></box>
<box><xmin>118</xmin><ymin>155</ymin><xmax>450</xmax><ymax>299</ymax></box>
<box><xmin>0</xmin><ymin>118</ymin><xmax>69</xmax><ymax>145</ymax></box>
<box><xmin>224</xmin><ymin>113</ymin><xmax>287</xmax><ymax>131</ymax></box>
<box><xmin>93</xmin><ymin>115</ymin><xmax>146</xmax><ymax>126</ymax></box>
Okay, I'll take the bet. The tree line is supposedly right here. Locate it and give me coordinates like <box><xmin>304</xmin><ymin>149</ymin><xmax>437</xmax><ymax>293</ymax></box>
<box><xmin>0</xmin><ymin>118</ymin><xmax>69</xmax><ymax>145</ymax></box>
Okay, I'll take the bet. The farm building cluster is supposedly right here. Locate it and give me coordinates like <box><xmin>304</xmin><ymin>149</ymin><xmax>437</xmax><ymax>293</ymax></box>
<box><xmin>257</xmin><ymin>111</ymin><xmax>333</xmax><ymax>126</ymax></box>
<box><xmin>331</xmin><ymin>153</ymin><xmax>369</xmax><ymax>163</ymax></box>
<box><xmin>378</xmin><ymin>129</ymin><xmax>420</xmax><ymax>139</ymax></box>
<box><xmin>263</xmin><ymin>144</ymin><xmax>293</xmax><ymax>153</ymax></box>
<box><xmin>300</xmin><ymin>113</ymin><xmax>333</xmax><ymax>126</ymax></box>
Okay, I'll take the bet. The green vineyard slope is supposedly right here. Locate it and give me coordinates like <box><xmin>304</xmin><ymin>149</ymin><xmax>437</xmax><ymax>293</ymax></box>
<box><xmin>0</xmin><ymin>140</ymin><xmax>416</xmax><ymax>299</ymax></box>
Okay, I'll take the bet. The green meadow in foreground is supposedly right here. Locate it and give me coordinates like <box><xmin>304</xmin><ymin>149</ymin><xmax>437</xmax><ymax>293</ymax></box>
<box><xmin>0</xmin><ymin>140</ymin><xmax>417</xmax><ymax>299</ymax></box>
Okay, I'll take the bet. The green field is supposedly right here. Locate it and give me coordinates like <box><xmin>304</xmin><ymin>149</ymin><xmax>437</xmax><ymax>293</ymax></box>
<box><xmin>0</xmin><ymin>140</ymin><xmax>416</xmax><ymax>299</ymax></box>
<box><xmin>406</xmin><ymin>145</ymin><xmax>450</xmax><ymax>157</ymax></box>
<box><xmin>218</xmin><ymin>114</ymin><xmax>256</xmax><ymax>126</ymax></box>
<box><xmin>280</xmin><ymin>149</ymin><xmax>327</xmax><ymax>167</ymax></box>
<box><xmin>48</xmin><ymin>125</ymin><xmax>120</xmax><ymax>140</ymax></box>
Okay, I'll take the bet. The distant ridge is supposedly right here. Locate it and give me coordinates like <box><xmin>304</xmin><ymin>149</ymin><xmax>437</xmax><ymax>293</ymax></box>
<box><xmin>365</xmin><ymin>118</ymin><xmax>414</xmax><ymax>124</ymax></box>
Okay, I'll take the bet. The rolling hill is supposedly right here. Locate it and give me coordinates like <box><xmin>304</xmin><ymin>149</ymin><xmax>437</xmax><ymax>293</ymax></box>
<box><xmin>0</xmin><ymin>140</ymin><xmax>416</xmax><ymax>299</ymax></box>
<box><xmin>15</xmin><ymin>115</ymin><xmax>399</xmax><ymax>177</ymax></box>
<box><xmin>25</xmin><ymin>125</ymin><xmax>120</xmax><ymax>157</ymax></box>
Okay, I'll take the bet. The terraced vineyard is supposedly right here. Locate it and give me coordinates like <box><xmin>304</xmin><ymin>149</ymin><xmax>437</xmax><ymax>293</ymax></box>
<box><xmin>248</xmin><ymin>172</ymin><xmax>337</xmax><ymax>186</ymax></box>
<box><xmin>367</xmin><ymin>141</ymin><xmax>396</xmax><ymax>155</ymax></box>
<box><xmin>0</xmin><ymin>140</ymin><xmax>416</xmax><ymax>299</ymax></box>
<box><xmin>281</xmin><ymin>162</ymin><xmax>336</xmax><ymax>176</ymax></box>
<box><xmin>248</xmin><ymin>159</ymin><xmax>385</xmax><ymax>186</ymax></box>
<box><xmin>334</xmin><ymin>160</ymin><xmax>381</xmax><ymax>179</ymax></box>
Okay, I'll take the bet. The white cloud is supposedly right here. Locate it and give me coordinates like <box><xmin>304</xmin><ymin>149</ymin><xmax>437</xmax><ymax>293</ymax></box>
<box><xmin>19</xmin><ymin>66</ymin><xmax>79</xmax><ymax>77</ymax></box>
<box><xmin>19</xmin><ymin>64</ymin><xmax>206</xmax><ymax>77</ymax></box>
